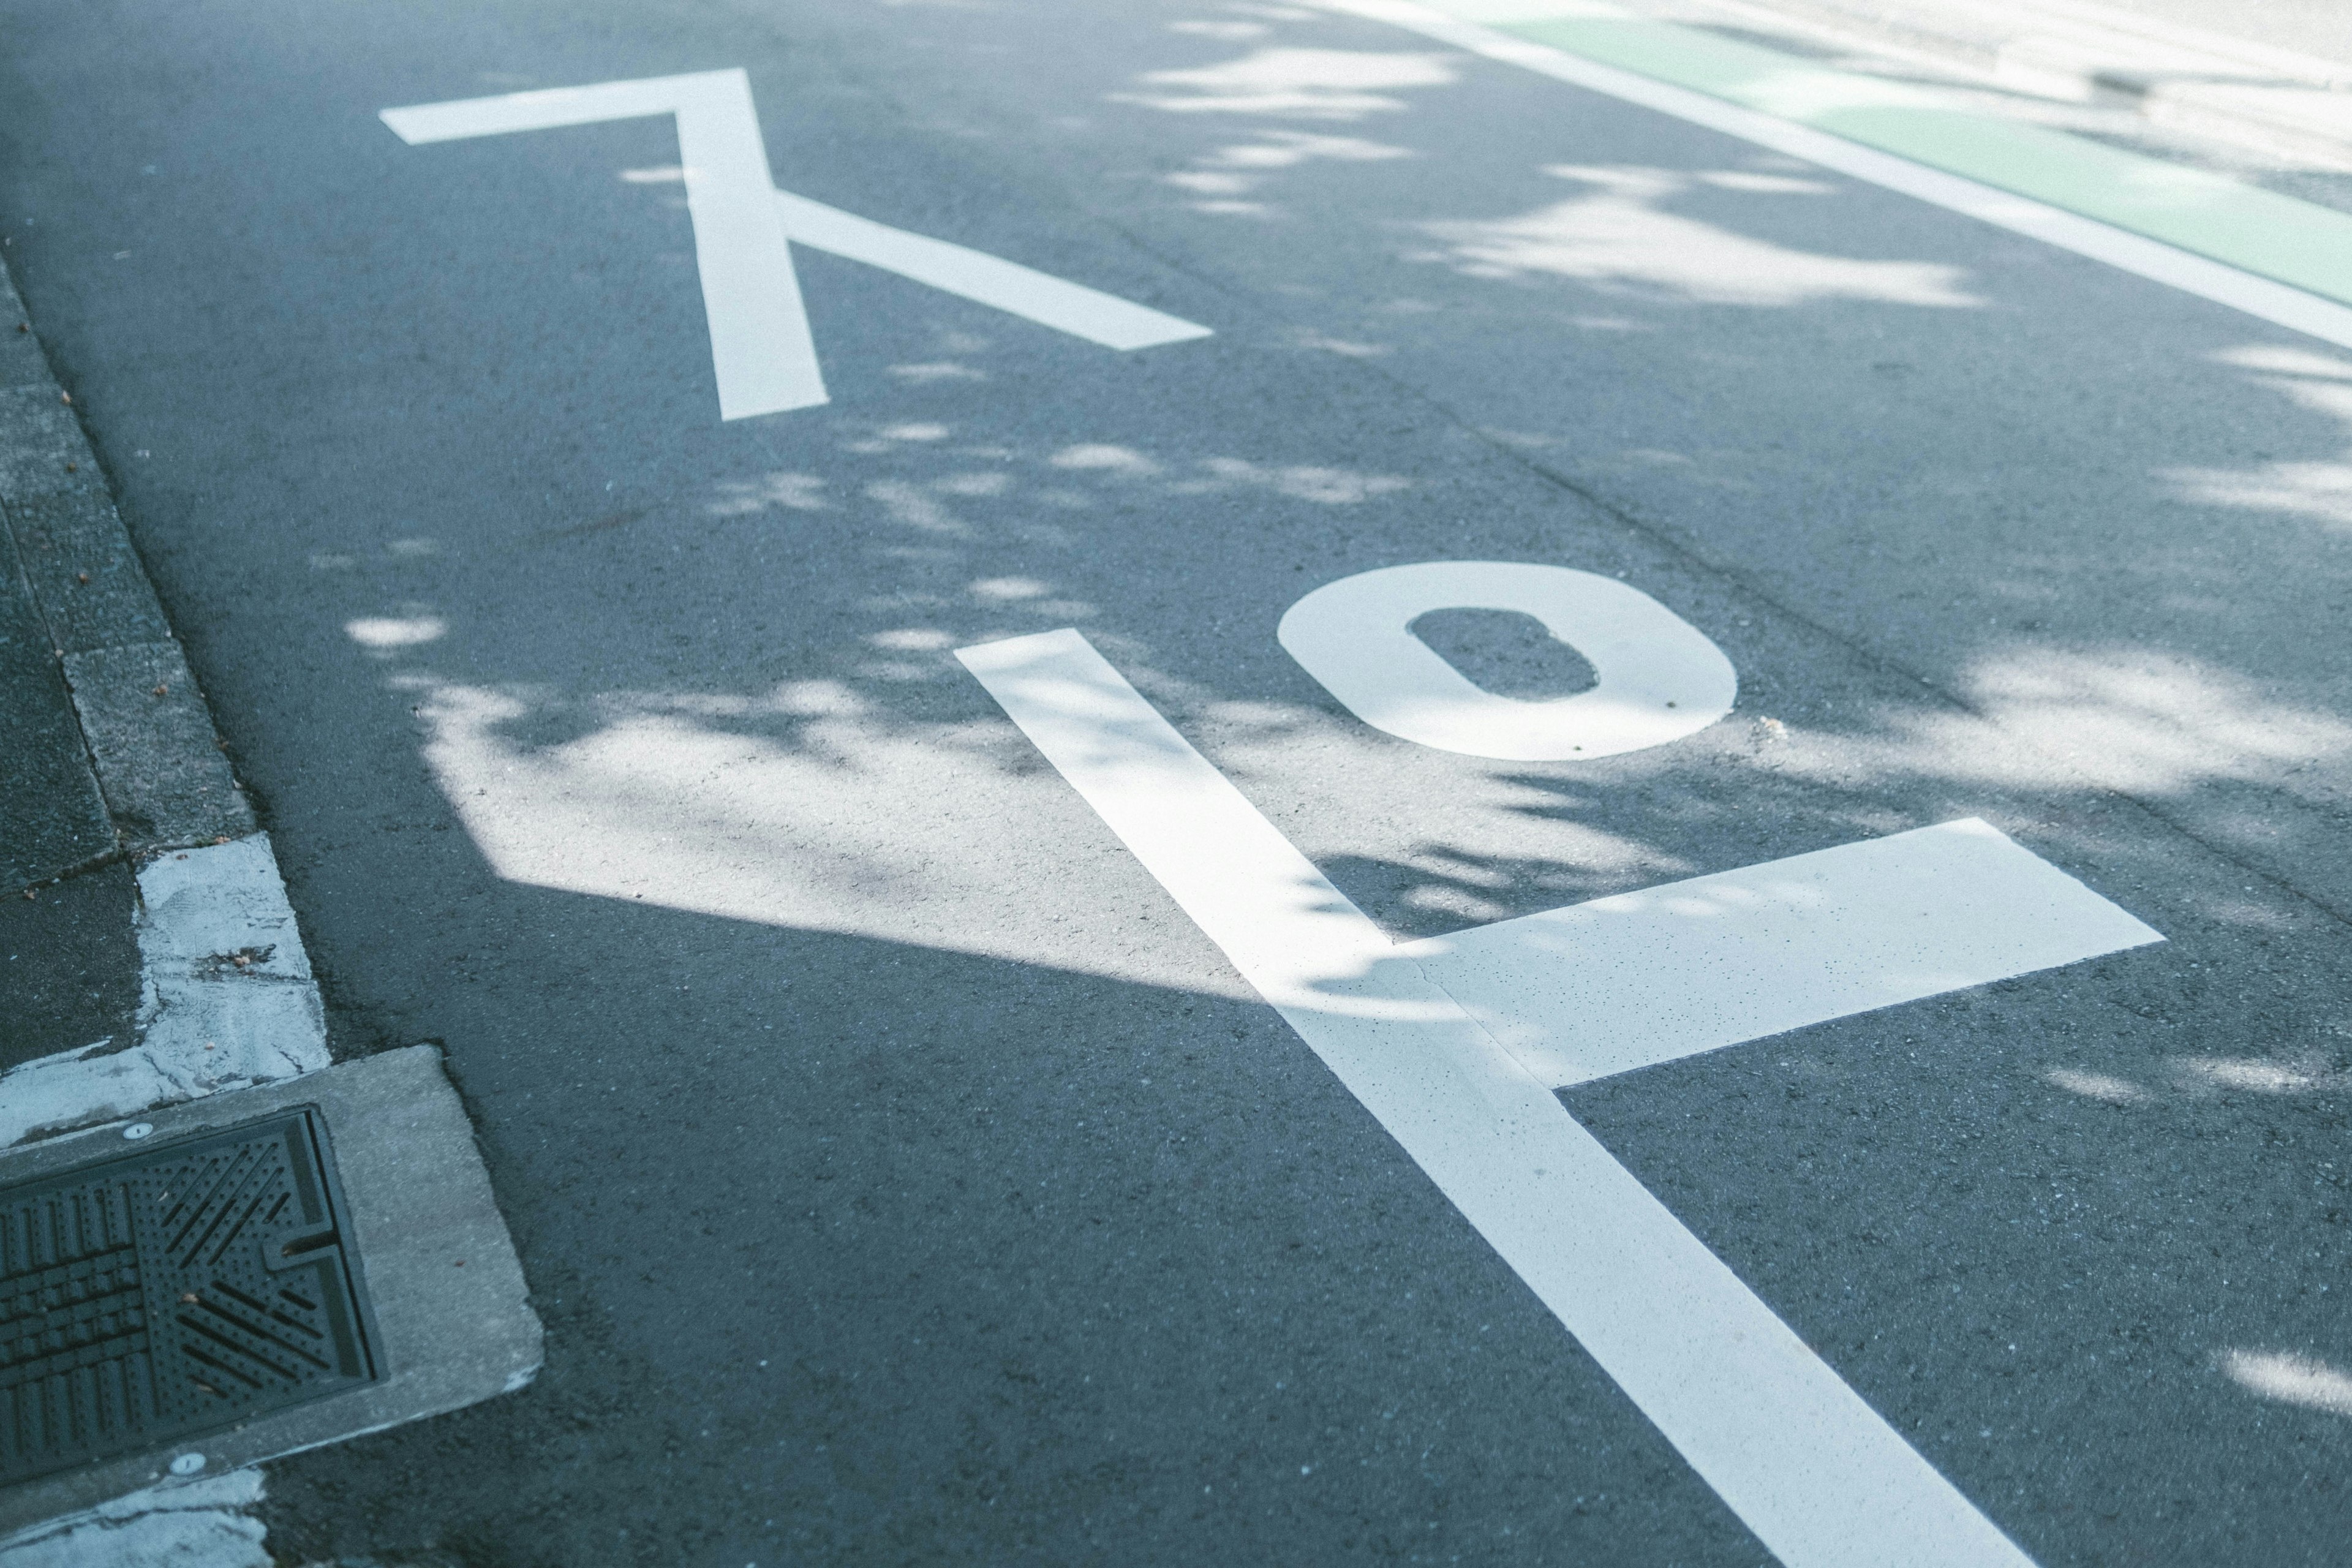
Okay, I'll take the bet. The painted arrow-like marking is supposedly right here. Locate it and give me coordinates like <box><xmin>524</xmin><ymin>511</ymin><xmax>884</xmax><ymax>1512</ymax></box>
<box><xmin>960</xmin><ymin>626</ymin><xmax>2162</xmax><ymax>1568</ymax></box>
<box><xmin>1411</xmin><ymin>818</ymin><xmax>2160</xmax><ymax>1088</ymax></box>
<box><xmin>382</xmin><ymin>70</ymin><xmax>1208</xmax><ymax>420</ymax></box>
<box><xmin>769</xmin><ymin>189</ymin><xmax>1212</xmax><ymax>354</ymax></box>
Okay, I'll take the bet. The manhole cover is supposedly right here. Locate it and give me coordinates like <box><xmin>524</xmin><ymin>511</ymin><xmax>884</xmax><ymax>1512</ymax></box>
<box><xmin>0</xmin><ymin>1108</ymin><xmax>378</xmax><ymax>1485</ymax></box>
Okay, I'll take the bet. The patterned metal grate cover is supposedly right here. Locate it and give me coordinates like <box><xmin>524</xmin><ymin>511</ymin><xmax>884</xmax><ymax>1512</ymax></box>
<box><xmin>0</xmin><ymin>1109</ymin><xmax>377</xmax><ymax>1485</ymax></box>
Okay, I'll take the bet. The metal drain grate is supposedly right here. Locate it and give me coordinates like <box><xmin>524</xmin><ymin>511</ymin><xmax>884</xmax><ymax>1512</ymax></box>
<box><xmin>0</xmin><ymin>1108</ymin><xmax>377</xmax><ymax>1485</ymax></box>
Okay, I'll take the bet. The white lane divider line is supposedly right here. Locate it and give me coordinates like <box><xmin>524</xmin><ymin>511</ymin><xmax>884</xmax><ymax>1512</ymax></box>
<box><xmin>1314</xmin><ymin>0</ymin><xmax>2352</xmax><ymax>353</ymax></box>
<box><xmin>774</xmin><ymin>190</ymin><xmax>1213</xmax><ymax>352</ymax></box>
<box><xmin>955</xmin><ymin>627</ymin><xmax>2154</xmax><ymax>1568</ymax></box>
<box><xmin>382</xmin><ymin>72</ymin><xmax>1210</xmax><ymax>420</ymax></box>
<box><xmin>1415</xmin><ymin>818</ymin><xmax>2162</xmax><ymax>1087</ymax></box>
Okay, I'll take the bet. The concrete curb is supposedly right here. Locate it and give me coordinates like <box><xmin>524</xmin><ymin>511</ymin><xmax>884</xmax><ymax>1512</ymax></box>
<box><xmin>0</xmin><ymin>834</ymin><xmax>330</xmax><ymax>1147</ymax></box>
<box><xmin>0</xmin><ymin>259</ymin><xmax>251</xmax><ymax>890</ymax></box>
<box><xmin>0</xmin><ymin>255</ymin><xmax>539</xmax><ymax>1562</ymax></box>
<box><xmin>0</xmin><ymin>251</ymin><xmax>328</xmax><ymax>1139</ymax></box>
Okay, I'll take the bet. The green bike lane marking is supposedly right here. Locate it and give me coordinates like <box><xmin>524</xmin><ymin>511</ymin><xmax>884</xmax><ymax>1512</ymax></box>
<box><xmin>1508</xmin><ymin>8</ymin><xmax>2352</xmax><ymax>302</ymax></box>
<box><xmin>1328</xmin><ymin>0</ymin><xmax>2352</xmax><ymax>340</ymax></box>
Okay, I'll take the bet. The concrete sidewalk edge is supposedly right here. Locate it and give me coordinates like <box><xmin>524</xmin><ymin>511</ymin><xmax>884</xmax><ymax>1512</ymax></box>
<box><xmin>0</xmin><ymin>258</ymin><xmax>251</xmax><ymax>891</ymax></box>
<box><xmin>0</xmin><ymin>255</ymin><xmax>540</xmax><ymax>1562</ymax></box>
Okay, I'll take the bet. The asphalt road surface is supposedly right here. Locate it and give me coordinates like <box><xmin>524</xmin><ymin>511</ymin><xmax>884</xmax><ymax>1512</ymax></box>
<box><xmin>6</xmin><ymin>1</ymin><xmax>2352</xmax><ymax>1562</ymax></box>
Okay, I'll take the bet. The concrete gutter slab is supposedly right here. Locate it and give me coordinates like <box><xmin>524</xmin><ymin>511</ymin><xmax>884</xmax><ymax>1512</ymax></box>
<box><xmin>0</xmin><ymin>1046</ymin><xmax>543</xmax><ymax>1538</ymax></box>
<box><xmin>62</xmin><ymin>641</ymin><xmax>254</xmax><ymax>849</ymax></box>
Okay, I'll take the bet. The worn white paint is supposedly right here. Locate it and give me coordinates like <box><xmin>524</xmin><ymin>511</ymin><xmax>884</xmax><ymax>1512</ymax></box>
<box><xmin>0</xmin><ymin>1470</ymin><xmax>268</xmax><ymax>1568</ymax></box>
<box><xmin>132</xmin><ymin>835</ymin><xmax>326</xmax><ymax>1069</ymax></box>
<box><xmin>0</xmin><ymin>834</ymin><xmax>328</xmax><ymax>1147</ymax></box>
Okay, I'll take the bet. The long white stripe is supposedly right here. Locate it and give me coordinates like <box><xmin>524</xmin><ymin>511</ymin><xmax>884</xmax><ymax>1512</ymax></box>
<box><xmin>774</xmin><ymin>190</ymin><xmax>1213</xmax><ymax>350</ymax></box>
<box><xmin>1418</xmin><ymin>818</ymin><xmax>2162</xmax><ymax>1087</ymax></box>
<box><xmin>959</xmin><ymin>628</ymin><xmax>2037</xmax><ymax>1568</ymax></box>
<box><xmin>383</xmin><ymin>71</ymin><xmax>827</xmax><ymax>419</ymax></box>
<box><xmin>1316</xmin><ymin>0</ymin><xmax>2352</xmax><ymax>350</ymax></box>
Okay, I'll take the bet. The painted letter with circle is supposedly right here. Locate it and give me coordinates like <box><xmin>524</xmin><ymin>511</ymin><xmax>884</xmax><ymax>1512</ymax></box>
<box><xmin>1276</xmin><ymin>561</ymin><xmax>1736</xmax><ymax>761</ymax></box>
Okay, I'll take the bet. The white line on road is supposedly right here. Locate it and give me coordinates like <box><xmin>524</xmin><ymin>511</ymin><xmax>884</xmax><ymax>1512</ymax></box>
<box><xmin>960</xmin><ymin>626</ymin><xmax>2062</xmax><ymax>1568</ymax></box>
<box><xmin>383</xmin><ymin>73</ymin><xmax>1211</xmax><ymax>418</ymax></box>
<box><xmin>383</xmin><ymin>70</ymin><xmax>825</xmax><ymax>420</ymax></box>
<box><xmin>774</xmin><ymin>190</ymin><xmax>1213</xmax><ymax>350</ymax></box>
<box><xmin>1417</xmin><ymin>818</ymin><xmax>2162</xmax><ymax>1086</ymax></box>
<box><xmin>1317</xmin><ymin>0</ymin><xmax>2352</xmax><ymax>352</ymax></box>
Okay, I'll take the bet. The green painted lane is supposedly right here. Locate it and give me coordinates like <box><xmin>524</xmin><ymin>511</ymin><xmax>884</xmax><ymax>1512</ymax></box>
<box><xmin>1424</xmin><ymin>1</ymin><xmax>2352</xmax><ymax>306</ymax></box>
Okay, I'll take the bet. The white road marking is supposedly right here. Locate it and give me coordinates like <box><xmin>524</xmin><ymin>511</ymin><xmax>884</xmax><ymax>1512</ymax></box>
<box><xmin>382</xmin><ymin>70</ymin><xmax>824</xmax><ymax>420</ymax></box>
<box><xmin>1415</xmin><ymin>818</ymin><xmax>2162</xmax><ymax>1086</ymax></box>
<box><xmin>960</xmin><ymin>626</ymin><xmax>2077</xmax><ymax>1568</ymax></box>
<box><xmin>774</xmin><ymin>190</ymin><xmax>1213</xmax><ymax>350</ymax></box>
<box><xmin>1278</xmin><ymin>560</ymin><xmax>1736</xmax><ymax>760</ymax></box>
<box><xmin>1316</xmin><ymin>0</ymin><xmax>2352</xmax><ymax>352</ymax></box>
<box><xmin>382</xmin><ymin>74</ymin><xmax>1210</xmax><ymax>418</ymax></box>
